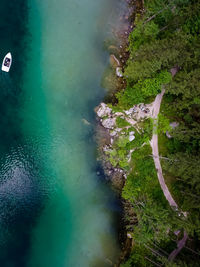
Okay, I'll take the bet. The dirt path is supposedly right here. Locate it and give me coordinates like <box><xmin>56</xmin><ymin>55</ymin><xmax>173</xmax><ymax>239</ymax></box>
<box><xmin>168</xmin><ymin>231</ymin><xmax>188</xmax><ymax>261</ymax></box>
<box><xmin>150</xmin><ymin>85</ymin><xmax>188</xmax><ymax>261</ymax></box>
<box><xmin>150</xmin><ymin>89</ymin><xmax>178</xmax><ymax>208</ymax></box>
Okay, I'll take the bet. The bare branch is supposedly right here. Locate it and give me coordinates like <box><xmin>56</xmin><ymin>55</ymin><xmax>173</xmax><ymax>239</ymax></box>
<box><xmin>145</xmin><ymin>256</ymin><xmax>162</xmax><ymax>267</ymax></box>
<box><xmin>145</xmin><ymin>7</ymin><xmax>168</xmax><ymax>23</ymax></box>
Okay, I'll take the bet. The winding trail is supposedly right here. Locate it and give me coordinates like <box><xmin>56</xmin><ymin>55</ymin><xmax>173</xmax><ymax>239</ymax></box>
<box><xmin>149</xmin><ymin>80</ymin><xmax>188</xmax><ymax>261</ymax></box>
<box><xmin>150</xmin><ymin>89</ymin><xmax>178</xmax><ymax>208</ymax></box>
<box><xmin>168</xmin><ymin>231</ymin><xmax>188</xmax><ymax>261</ymax></box>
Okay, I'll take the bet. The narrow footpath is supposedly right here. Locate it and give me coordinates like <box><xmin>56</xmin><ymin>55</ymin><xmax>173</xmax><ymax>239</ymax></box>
<box><xmin>150</xmin><ymin>89</ymin><xmax>178</xmax><ymax>208</ymax></box>
<box><xmin>149</xmin><ymin>76</ymin><xmax>188</xmax><ymax>260</ymax></box>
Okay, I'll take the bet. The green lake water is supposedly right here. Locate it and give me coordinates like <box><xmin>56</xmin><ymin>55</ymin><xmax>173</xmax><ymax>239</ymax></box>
<box><xmin>0</xmin><ymin>0</ymin><xmax>125</xmax><ymax>266</ymax></box>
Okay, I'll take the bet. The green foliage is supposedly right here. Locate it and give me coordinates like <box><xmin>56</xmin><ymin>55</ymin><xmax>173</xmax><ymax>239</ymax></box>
<box><xmin>117</xmin><ymin>71</ymin><xmax>172</xmax><ymax>109</ymax></box>
<box><xmin>116</xmin><ymin>85</ymin><xmax>144</xmax><ymax>109</ymax></box>
<box><xmin>124</xmin><ymin>59</ymin><xmax>162</xmax><ymax>83</ymax></box>
<box><xmin>107</xmin><ymin>119</ymin><xmax>153</xmax><ymax>170</ymax></box>
<box><xmin>128</xmin><ymin>130</ymin><xmax>147</xmax><ymax>149</ymax></box>
<box><xmin>116</xmin><ymin>117</ymin><xmax>130</xmax><ymax>128</ymax></box>
<box><xmin>107</xmin><ymin>137</ymin><xmax>130</xmax><ymax>169</ymax></box>
<box><xmin>117</xmin><ymin>136</ymin><xmax>130</xmax><ymax>148</ymax></box>
<box><xmin>108</xmin><ymin>149</ymin><xmax>118</xmax><ymax>167</ymax></box>
<box><xmin>109</xmin><ymin>0</ymin><xmax>200</xmax><ymax>264</ymax></box>
<box><xmin>167</xmin><ymin>69</ymin><xmax>200</xmax><ymax>97</ymax></box>
<box><xmin>122</xmin><ymin>145</ymin><xmax>161</xmax><ymax>202</ymax></box>
<box><xmin>133</xmin><ymin>200</ymin><xmax>184</xmax><ymax>244</ymax></box>
<box><xmin>122</xmin><ymin>144</ymin><xmax>188</xmax><ymax>246</ymax></box>
<box><xmin>126</xmin><ymin>31</ymin><xmax>188</xmax><ymax>82</ymax></box>
<box><xmin>162</xmin><ymin>152</ymin><xmax>200</xmax><ymax>237</ymax></box>
<box><xmin>143</xmin><ymin>119</ymin><xmax>153</xmax><ymax>140</ymax></box>
<box><xmin>182</xmin><ymin>2</ymin><xmax>200</xmax><ymax>35</ymax></box>
<box><xmin>107</xmin><ymin>103</ymin><xmax>123</xmax><ymax>113</ymax></box>
<box><xmin>129</xmin><ymin>21</ymin><xmax>159</xmax><ymax>52</ymax></box>
<box><xmin>120</xmin><ymin>245</ymin><xmax>150</xmax><ymax>267</ymax></box>
<box><xmin>157</xmin><ymin>113</ymin><xmax>172</xmax><ymax>134</ymax></box>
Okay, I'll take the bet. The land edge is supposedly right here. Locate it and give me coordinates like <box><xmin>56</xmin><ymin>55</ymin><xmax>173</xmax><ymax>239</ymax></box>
<box><xmin>95</xmin><ymin>1</ymin><xmax>144</xmax><ymax>265</ymax></box>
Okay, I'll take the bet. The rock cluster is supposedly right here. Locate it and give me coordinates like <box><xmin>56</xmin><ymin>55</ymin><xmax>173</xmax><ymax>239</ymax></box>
<box><xmin>96</xmin><ymin>103</ymin><xmax>112</xmax><ymax>118</ymax></box>
<box><xmin>95</xmin><ymin>101</ymin><xmax>154</xmax><ymax>189</ymax></box>
<box><xmin>95</xmin><ymin>102</ymin><xmax>138</xmax><ymax>190</ymax></box>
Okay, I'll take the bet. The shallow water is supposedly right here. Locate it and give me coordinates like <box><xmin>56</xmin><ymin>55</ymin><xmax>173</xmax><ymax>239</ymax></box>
<box><xmin>0</xmin><ymin>0</ymin><xmax>124</xmax><ymax>266</ymax></box>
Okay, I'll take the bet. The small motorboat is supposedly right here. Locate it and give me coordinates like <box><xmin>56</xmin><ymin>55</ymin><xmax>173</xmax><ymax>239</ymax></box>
<box><xmin>2</xmin><ymin>52</ymin><xmax>12</xmax><ymax>72</ymax></box>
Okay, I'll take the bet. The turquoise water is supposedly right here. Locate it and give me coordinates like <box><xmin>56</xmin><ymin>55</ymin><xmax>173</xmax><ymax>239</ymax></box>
<box><xmin>0</xmin><ymin>0</ymin><xmax>123</xmax><ymax>266</ymax></box>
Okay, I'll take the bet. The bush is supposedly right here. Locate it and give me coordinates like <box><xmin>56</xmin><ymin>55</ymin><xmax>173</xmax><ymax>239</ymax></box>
<box><xmin>116</xmin><ymin>117</ymin><xmax>131</xmax><ymax>128</ymax></box>
<box><xmin>157</xmin><ymin>113</ymin><xmax>172</xmax><ymax>134</ymax></box>
<box><xmin>117</xmin><ymin>71</ymin><xmax>172</xmax><ymax>109</ymax></box>
<box><xmin>107</xmin><ymin>137</ymin><xmax>130</xmax><ymax>169</ymax></box>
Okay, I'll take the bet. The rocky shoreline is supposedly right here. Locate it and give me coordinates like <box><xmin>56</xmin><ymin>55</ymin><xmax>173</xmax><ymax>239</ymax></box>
<box><xmin>95</xmin><ymin>1</ymin><xmax>144</xmax><ymax>265</ymax></box>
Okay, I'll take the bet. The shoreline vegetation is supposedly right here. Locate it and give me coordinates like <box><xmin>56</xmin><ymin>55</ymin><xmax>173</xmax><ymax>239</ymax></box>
<box><xmin>95</xmin><ymin>0</ymin><xmax>200</xmax><ymax>266</ymax></box>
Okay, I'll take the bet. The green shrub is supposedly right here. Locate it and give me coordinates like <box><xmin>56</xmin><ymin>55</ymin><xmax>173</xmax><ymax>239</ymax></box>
<box><xmin>117</xmin><ymin>71</ymin><xmax>172</xmax><ymax>109</ymax></box>
<box><xmin>157</xmin><ymin>113</ymin><xmax>172</xmax><ymax>134</ymax></box>
<box><xmin>116</xmin><ymin>117</ymin><xmax>131</xmax><ymax>128</ymax></box>
<box><xmin>107</xmin><ymin>137</ymin><xmax>130</xmax><ymax>169</ymax></box>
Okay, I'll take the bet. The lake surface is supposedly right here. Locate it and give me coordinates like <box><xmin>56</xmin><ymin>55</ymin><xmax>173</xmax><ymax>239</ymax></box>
<box><xmin>0</xmin><ymin>0</ymin><xmax>124</xmax><ymax>266</ymax></box>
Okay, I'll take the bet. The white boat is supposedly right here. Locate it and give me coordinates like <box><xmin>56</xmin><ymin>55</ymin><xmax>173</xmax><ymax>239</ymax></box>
<box><xmin>2</xmin><ymin>52</ymin><xmax>12</xmax><ymax>72</ymax></box>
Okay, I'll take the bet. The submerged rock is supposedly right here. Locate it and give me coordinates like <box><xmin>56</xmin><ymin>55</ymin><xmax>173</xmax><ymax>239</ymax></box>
<box><xmin>110</xmin><ymin>54</ymin><xmax>120</xmax><ymax>68</ymax></box>
<box><xmin>110</xmin><ymin>170</ymin><xmax>125</xmax><ymax>192</ymax></box>
<box><xmin>108</xmin><ymin>45</ymin><xmax>120</xmax><ymax>54</ymax></box>
<box><xmin>82</xmin><ymin>118</ymin><xmax>91</xmax><ymax>125</ymax></box>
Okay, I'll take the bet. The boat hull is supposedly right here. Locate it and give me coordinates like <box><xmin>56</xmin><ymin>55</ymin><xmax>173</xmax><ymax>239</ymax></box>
<box><xmin>2</xmin><ymin>52</ymin><xmax>12</xmax><ymax>72</ymax></box>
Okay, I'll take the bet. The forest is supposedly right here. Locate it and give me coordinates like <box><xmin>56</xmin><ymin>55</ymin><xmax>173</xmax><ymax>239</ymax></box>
<box><xmin>108</xmin><ymin>0</ymin><xmax>200</xmax><ymax>266</ymax></box>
